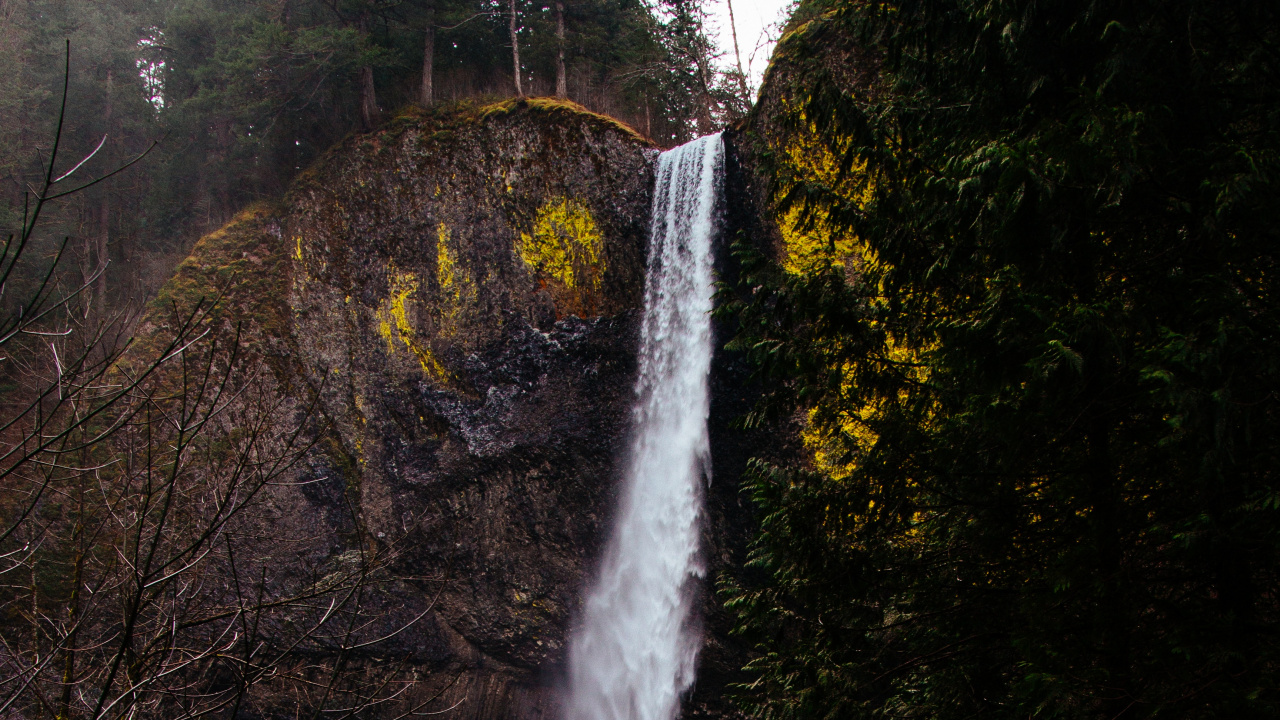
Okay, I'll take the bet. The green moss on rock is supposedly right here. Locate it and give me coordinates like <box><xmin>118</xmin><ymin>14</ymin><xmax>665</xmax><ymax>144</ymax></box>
<box><xmin>140</xmin><ymin>201</ymin><xmax>290</xmax><ymax>368</ymax></box>
<box><xmin>130</xmin><ymin>97</ymin><xmax>660</xmax><ymax>703</ymax></box>
<box><xmin>475</xmin><ymin>96</ymin><xmax>650</xmax><ymax>145</ymax></box>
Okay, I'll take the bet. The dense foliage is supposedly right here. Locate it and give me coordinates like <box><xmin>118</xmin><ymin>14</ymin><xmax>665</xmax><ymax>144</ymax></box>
<box><xmin>725</xmin><ymin>1</ymin><xmax>1280</xmax><ymax>718</ymax></box>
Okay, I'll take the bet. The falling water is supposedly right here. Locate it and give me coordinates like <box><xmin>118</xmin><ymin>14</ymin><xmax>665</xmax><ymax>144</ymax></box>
<box><xmin>565</xmin><ymin>133</ymin><xmax>723</xmax><ymax>720</ymax></box>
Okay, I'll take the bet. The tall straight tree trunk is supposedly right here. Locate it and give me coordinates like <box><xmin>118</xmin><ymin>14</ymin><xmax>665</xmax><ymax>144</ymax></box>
<box><xmin>360</xmin><ymin>65</ymin><xmax>379</xmax><ymax>128</ymax></box>
<box><xmin>212</xmin><ymin>115</ymin><xmax>232</xmax><ymax>221</ymax></box>
<box><xmin>510</xmin><ymin>0</ymin><xmax>523</xmax><ymax>97</ymax></box>
<box><xmin>554</xmin><ymin>2</ymin><xmax>567</xmax><ymax>99</ymax></box>
<box><xmin>421</xmin><ymin>29</ymin><xmax>435</xmax><ymax>104</ymax></box>
<box><xmin>95</xmin><ymin>199</ymin><xmax>107</xmax><ymax>320</ymax></box>
<box><xmin>57</xmin><ymin>480</ymin><xmax>88</xmax><ymax>720</ymax></box>
<box><xmin>694</xmin><ymin>55</ymin><xmax>713</xmax><ymax>134</ymax></box>
<box><xmin>358</xmin><ymin>14</ymin><xmax>379</xmax><ymax>127</ymax></box>
<box><xmin>80</xmin><ymin>217</ymin><xmax>93</xmax><ymax>321</ymax></box>
<box><xmin>421</xmin><ymin>2</ymin><xmax>435</xmax><ymax>105</ymax></box>
<box><xmin>725</xmin><ymin>0</ymin><xmax>749</xmax><ymax>100</ymax></box>
<box><xmin>95</xmin><ymin>69</ymin><xmax>112</xmax><ymax>322</ymax></box>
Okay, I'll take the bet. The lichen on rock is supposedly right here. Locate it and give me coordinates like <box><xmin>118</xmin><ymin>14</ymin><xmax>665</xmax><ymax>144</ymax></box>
<box><xmin>376</xmin><ymin>264</ymin><xmax>450</xmax><ymax>381</ymax></box>
<box><xmin>518</xmin><ymin>197</ymin><xmax>606</xmax><ymax>316</ymax></box>
<box><xmin>774</xmin><ymin>124</ymin><xmax>876</xmax><ymax>277</ymax></box>
<box><xmin>140</xmin><ymin>97</ymin><xmax>660</xmax><ymax>720</ymax></box>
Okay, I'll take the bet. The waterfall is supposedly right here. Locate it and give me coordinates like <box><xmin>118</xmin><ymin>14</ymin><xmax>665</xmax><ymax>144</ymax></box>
<box><xmin>565</xmin><ymin>133</ymin><xmax>724</xmax><ymax>720</ymax></box>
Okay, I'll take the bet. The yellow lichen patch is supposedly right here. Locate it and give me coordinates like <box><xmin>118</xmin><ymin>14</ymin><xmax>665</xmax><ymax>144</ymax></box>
<box><xmin>519</xmin><ymin>197</ymin><xmax>606</xmax><ymax>315</ymax></box>
<box><xmin>437</xmin><ymin>223</ymin><xmax>458</xmax><ymax>301</ymax></box>
<box><xmin>803</xmin><ymin>335</ymin><xmax>933</xmax><ymax>480</ymax></box>
<box><xmin>779</xmin><ymin>204</ymin><xmax>863</xmax><ymax>277</ymax></box>
<box><xmin>776</xmin><ymin>123</ymin><xmax>877</xmax><ymax>277</ymax></box>
<box><xmin>803</xmin><ymin>394</ymin><xmax>877</xmax><ymax>483</ymax></box>
<box><xmin>520</xmin><ymin>198</ymin><xmax>604</xmax><ymax>289</ymax></box>
<box><xmin>433</xmin><ymin>222</ymin><xmax>476</xmax><ymax>333</ymax></box>
<box><xmin>375</xmin><ymin>266</ymin><xmax>449</xmax><ymax>382</ymax></box>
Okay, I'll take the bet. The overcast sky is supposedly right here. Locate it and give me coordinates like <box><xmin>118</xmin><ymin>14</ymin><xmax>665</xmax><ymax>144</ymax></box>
<box><xmin>703</xmin><ymin>0</ymin><xmax>797</xmax><ymax>95</ymax></box>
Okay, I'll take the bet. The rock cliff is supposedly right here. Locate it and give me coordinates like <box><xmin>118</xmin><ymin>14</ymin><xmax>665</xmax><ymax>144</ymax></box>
<box><xmin>145</xmin><ymin>98</ymin><xmax>757</xmax><ymax>719</ymax></box>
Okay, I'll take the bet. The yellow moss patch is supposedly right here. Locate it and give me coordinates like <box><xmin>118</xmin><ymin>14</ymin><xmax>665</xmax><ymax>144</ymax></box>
<box><xmin>803</xmin><ymin>390</ymin><xmax>877</xmax><ymax>483</ymax></box>
<box><xmin>475</xmin><ymin>96</ymin><xmax>649</xmax><ymax>145</ymax></box>
<box><xmin>798</xmin><ymin>336</ymin><xmax>939</xmax><ymax>552</ymax></box>
<box><xmin>375</xmin><ymin>266</ymin><xmax>449</xmax><ymax>381</ymax></box>
<box><xmin>802</xmin><ymin>334</ymin><xmax>936</xmax><ymax>503</ymax></box>
<box><xmin>771</xmin><ymin>120</ymin><xmax>930</xmax><ymax>496</ymax></box>
<box><xmin>520</xmin><ymin>197</ymin><xmax>604</xmax><ymax>290</ymax></box>
<box><xmin>434</xmin><ymin>222</ymin><xmax>477</xmax><ymax>333</ymax></box>
<box><xmin>776</xmin><ymin>122</ymin><xmax>876</xmax><ymax>276</ymax></box>
<box><xmin>780</xmin><ymin>205</ymin><xmax>853</xmax><ymax>276</ymax></box>
<box><xmin>437</xmin><ymin>223</ymin><xmax>458</xmax><ymax>301</ymax></box>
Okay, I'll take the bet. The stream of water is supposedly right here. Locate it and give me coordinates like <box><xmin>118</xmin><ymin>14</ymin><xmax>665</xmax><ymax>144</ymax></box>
<box><xmin>565</xmin><ymin>133</ymin><xmax>724</xmax><ymax>720</ymax></box>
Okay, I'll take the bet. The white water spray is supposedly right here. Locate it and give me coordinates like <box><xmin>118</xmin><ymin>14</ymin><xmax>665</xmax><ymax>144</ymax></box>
<box><xmin>565</xmin><ymin>133</ymin><xmax>724</xmax><ymax>720</ymax></box>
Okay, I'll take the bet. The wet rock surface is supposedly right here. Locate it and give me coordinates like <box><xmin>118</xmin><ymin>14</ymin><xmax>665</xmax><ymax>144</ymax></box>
<box><xmin>144</xmin><ymin>99</ymin><xmax>782</xmax><ymax>720</ymax></box>
<box><xmin>281</xmin><ymin>101</ymin><xmax>656</xmax><ymax>699</ymax></box>
<box><xmin>147</xmin><ymin>100</ymin><xmax>774</xmax><ymax>719</ymax></box>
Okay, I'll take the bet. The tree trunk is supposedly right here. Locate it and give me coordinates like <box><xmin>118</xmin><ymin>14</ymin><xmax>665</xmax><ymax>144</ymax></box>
<box><xmin>555</xmin><ymin>2</ymin><xmax>567</xmax><ymax>99</ymax></box>
<box><xmin>57</xmin><ymin>483</ymin><xmax>87</xmax><ymax>720</ymax></box>
<box><xmin>694</xmin><ymin>55</ymin><xmax>713</xmax><ymax>134</ymax></box>
<box><xmin>352</xmin><ymin>12</ymin><xmax>379</xmax><ymax>128</ymax></box>
<box><xmin>360</xmin><ymin>65</ymin><xmax>379</xmax><ymax>128</ymax></box>
<box><xmin>95</xmin><ymin>198</ymin><xmax>107</xmax><ymax>320</ymax></box>
<box><xmin>80</xmin><ymin>220</ymin><xmax>93</xmax><ymax>321</ymax></box>
<box><xmin>510</xmin><ymin>0</ymin><xmax>523</xmax><ymax>97</ymax></box>
<box><xmin>421</xmin><ymin>28</ymin><xmax>435</xmax><ymax>105</ymax></box>
<box><xmin>725</xmin><ymin>0</ymin><xmax>750</xmax><ymax>100</ymax></box>
<box><xmin>95</xmin><ymin>69</ymin><xmax>112</xmax><ymax>323</ymax></box>
<box><xmin>421</xmin><ymin>2</ymin><xmax>435</xmax><ymax>106</ymax></box>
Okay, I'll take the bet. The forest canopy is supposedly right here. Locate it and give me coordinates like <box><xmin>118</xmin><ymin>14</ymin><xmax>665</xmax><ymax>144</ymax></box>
<box><xmin>0</xmin><ymin>0</ymin><xmax>746</xmax><ymax>318</ymax></box>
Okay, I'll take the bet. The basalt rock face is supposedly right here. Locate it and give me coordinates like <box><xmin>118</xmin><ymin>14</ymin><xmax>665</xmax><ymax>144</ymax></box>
<box><xmin>285</xmin><ymin>100</ymin><xmax>655</xmax><ymax>687</ymax></box>
<box><xmin>150</xmin><ymin>99</ymin><xmax>659</xmax><ymax>718</ymax></box>
<box><xmin>148</xmin><ymin>99</ymin><xmax>766</xmax><ymax>720</ymax></box>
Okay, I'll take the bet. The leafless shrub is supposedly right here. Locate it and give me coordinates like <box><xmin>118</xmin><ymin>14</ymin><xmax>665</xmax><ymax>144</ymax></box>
<box><xmin>0</xmin><ymin>44</ymin><xmax>440</xmax><ymax>720</ymax></box>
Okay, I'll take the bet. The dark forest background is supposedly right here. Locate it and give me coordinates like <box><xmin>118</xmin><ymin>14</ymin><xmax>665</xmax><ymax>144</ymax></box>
<box><xmin>723</xmin><ymin>1</ymin><xmax>1279</xmax><ymax>718</ymax></box>
<box><xmin>0</xmin><ymin>0</ymin><xmax>748</xmax><ymax>329</ymax></box>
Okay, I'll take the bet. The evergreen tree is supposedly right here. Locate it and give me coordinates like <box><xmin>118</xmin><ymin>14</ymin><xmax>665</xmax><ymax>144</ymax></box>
<box><xmin>726</xmin><ymin>1</ymin><xmax>1280</xmax><ymax>718</ymax></box>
